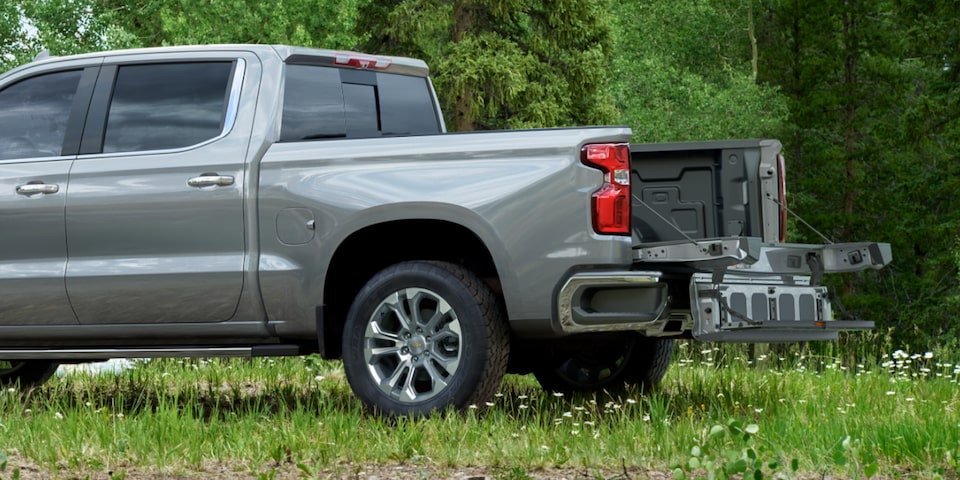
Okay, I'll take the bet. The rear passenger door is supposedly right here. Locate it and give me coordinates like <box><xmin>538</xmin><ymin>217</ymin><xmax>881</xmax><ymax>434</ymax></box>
<box><xmin>0</xmin><ymin>65</ymin><xmax>95</xmax><ymax>326</ymax></box>
<box><xmin>64</xmin><ymin>52</ymin><xmax>257</xmax><ymax>324</ymax></box>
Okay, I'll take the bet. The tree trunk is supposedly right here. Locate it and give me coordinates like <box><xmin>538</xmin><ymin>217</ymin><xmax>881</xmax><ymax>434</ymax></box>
<box><xmin>748</xmin><ymin>2</ymin><xmax>758</xmax><ymax>82</ymax></box>
<box><xmin>842</xmin><ymin>4</ymin><xmax>857</xmax><ymax>241</ymax></box>
<box><xmin>453</xmin><ymin>1</ymin><xmax>475</xmax><ymax>132</ymax></box>
<box><xmin>842</xmin><ymin>3</ymin><xmax>858</xmax><ymax>295</ymax></box>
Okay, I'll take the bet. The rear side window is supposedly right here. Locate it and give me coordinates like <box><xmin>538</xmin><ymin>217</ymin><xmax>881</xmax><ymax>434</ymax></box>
<box><xmin>103</xmin><ymin>62</ymin><xmax>233</xmax><ymax>153</ymax></box>
<box><xmin>281</xmin><ymin>65</ymin><xmax>440</xmax><ymax>142</ymax></box>
<box><xmin>0</xmin><ymin>70</ymin><xmax>81</xmax><ymax>160</ymax></box>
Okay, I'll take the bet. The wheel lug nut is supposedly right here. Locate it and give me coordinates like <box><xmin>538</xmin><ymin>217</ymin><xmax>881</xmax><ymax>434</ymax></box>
<box><xmin>413</xmin><ymin>356</ymin><xmax>419</xmax><ymax>362</ymax></box>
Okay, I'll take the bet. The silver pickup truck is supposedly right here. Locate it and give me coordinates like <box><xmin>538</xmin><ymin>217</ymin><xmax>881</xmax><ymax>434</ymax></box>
<box><xmin>0</xmin><ymin>45</ymin><xmax>890</xmax><ymax>416</ymax></box>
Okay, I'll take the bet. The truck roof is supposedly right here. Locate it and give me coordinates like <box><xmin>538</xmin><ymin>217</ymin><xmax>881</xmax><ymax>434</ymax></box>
<box><xmin>17</xmin><ymin>44</ymin><xmax>430</xmax><ymax>78</ymax></box>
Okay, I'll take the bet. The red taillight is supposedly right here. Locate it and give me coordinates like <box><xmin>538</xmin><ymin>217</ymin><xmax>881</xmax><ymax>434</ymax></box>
<box><xmin>777</xmin><ymin>153</ymin><xmax>788</xmax><ymax>242</ymax></box>
<box><xmin>333</xmin><ymin>52</ymin><xmax>392</xmax><ymax>70</ymax></box>
<box><xmin>581</xmin><ymin>143</ymin><xmax>631</xmax><ymax>235</ymax></box>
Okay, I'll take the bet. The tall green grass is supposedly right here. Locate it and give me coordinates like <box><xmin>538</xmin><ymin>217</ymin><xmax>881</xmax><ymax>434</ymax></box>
<box><xmin>0</xmin><ymin>342</ymin><xmax>957</xmax><ymax>478</ymax></box>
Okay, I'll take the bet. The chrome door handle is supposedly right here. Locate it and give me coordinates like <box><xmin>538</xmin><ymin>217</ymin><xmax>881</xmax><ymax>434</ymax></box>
<box><xmin>16</xmin><ymin>183</ymin><xmax>59</xmax><ymax>195</ymax></box>
<box><xmin>187</xmin><ymin>175</ymin><xmax>234</xmax><ymax>187</ymax></box>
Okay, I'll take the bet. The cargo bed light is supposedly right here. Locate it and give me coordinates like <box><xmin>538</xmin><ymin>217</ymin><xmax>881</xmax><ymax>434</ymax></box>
<box><xmin>581</xmin><ymin>143</ymin><xmax>631</xmax><ymax>235</ymax></box>
<box><xmin>334</xmin><ymin>52</ymin><xmax>392</xmax><ymax>70</ymax></box>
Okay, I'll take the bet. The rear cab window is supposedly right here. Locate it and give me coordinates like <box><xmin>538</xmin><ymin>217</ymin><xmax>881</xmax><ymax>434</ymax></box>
<box><xmin>280</xmin><ymin>63</ymin><xmax>441</xmax><ymax>142</ymax></box>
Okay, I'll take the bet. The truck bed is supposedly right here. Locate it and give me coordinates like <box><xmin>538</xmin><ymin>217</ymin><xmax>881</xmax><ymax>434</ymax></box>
<box><xmin>630</xmin><ymin>139</ymin><xmax>783</xmax><ymax>245</ymax></box>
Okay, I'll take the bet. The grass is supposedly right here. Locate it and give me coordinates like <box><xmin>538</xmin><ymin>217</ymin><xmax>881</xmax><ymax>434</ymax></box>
<box><xmin>0</xmin><ymin>342</ymin><xmax>958</xmax><ymax>479</ymax></box>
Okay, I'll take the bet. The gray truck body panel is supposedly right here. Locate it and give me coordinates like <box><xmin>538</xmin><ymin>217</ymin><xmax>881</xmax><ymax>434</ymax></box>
<box><xmin>258</xmin><ymin>128</ymin><xmax>633</xmax><ymax>338</ymax></box>
<box><xmin>0</xmin><ymin>44</ymin><xmax>632</xmax><ymax>347</ymax></box>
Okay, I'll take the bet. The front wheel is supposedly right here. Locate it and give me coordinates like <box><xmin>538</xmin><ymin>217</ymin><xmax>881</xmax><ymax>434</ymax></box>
<box><xmin>0</xmin><ymin>360</ymin><xmax>59</xmax><ymax>388</ymax></box>
<box><xmin>341</xmin><ymin>261</ymin><xmax>509</xmax><ymax>417</ymax></box>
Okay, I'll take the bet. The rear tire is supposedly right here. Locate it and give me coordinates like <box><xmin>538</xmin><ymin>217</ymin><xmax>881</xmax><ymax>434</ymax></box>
<box><xmin>534</xmin><ymin>334</ymin><xmax>673</xmax><ymax>394</ymax></box>
<box><xmin>0</xmin><ymin>360</ymin><xmax>59</xmax><ymax>388</ymax></box>
<box><xmin>342</xmin><ymin>261</ymin><xmax>509</xmax><ymax>417</ymax></box>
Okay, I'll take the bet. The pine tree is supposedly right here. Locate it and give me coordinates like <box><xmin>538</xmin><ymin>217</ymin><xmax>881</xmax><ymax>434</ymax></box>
<box><xmin>358</xmin><ymin>0</ymin><xmax>618</xmax><ymax>131</ymax></box>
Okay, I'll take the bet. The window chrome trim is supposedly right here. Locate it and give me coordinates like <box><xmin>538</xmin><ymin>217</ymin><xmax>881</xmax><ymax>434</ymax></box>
<box><xmin>222</xmin><ymin>58</ymin><xmax>245</xmax><ymax>136</ymax></box>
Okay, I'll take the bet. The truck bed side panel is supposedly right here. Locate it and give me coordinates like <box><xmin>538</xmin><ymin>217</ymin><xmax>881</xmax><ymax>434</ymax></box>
<box><xmin>256</xmin><ymin>127</ymin><xmax>634</xmax><ymax>337</ymax></box>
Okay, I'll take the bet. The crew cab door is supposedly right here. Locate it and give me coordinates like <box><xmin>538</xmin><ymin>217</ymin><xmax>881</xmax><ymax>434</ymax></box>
<box><xmin>64</xmin><ymin>52</ymin><xmax>256</xmax><ymax>324</ymax></box>
<box><xmin>0</xmin><ymin>64</ymin><xmax>95</xmax><ymax>326</ymax></box>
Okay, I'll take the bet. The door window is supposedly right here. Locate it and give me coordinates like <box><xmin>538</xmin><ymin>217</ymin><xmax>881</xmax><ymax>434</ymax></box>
<box><xmin>102</xmin><ymin>62</ymin><xmax>233</xmax><ymax>153</ymax></box>
<box><xmin>0</xmin><ymin>70</ymin><xmax>81</xmax><ymax>160</ymax></box>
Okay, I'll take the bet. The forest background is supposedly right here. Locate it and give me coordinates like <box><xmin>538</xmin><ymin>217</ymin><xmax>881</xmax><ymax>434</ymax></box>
<box><xmin>2</xmin><ymin>0</ymin><xmax>957</xmax><ymax>355</ymax></box>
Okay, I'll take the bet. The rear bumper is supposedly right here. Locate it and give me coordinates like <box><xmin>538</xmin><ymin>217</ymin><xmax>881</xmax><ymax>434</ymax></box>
<box><xmin>556</xmin><ymin>271</ymin><xmax>668</xmax><ymax>333</ymax></box>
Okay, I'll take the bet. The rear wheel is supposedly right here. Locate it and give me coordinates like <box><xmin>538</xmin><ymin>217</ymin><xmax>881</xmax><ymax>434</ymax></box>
<box><xmin>534</xmin><ymin>334</ymin><xmax>673</xmax><ymax>394</ymax></box>
<box><xmin>0</xmin><ymin>360</ymin><xmax>59</xmax><ymax>388</ymax></box>
<box><xmin>342</xmin><ymin>261</ymin><xmax>509</xmax><ymax>417</ymax></box>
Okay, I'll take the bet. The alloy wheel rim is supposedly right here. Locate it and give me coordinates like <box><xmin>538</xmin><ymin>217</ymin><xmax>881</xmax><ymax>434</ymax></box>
<box><xmin>363</xmin><ymin>287</ymin><xmax>463</xmax><ymax>403</ymax></box>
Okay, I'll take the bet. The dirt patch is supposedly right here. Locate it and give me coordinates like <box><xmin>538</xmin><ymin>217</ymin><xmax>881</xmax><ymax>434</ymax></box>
<box><xmin>3</xmin><ymin>456</ymin><xmax>675</xmax><ymax>480</ymax></box>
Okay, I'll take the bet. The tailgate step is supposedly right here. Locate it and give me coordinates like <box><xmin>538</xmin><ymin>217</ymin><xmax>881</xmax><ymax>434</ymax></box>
<box><xmin>689</xmin><ymin>273</ymin><xmax>874</xmax><ymax>342</ymax></box>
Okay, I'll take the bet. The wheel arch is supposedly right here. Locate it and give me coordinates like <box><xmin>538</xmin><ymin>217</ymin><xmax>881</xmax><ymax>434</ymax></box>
<box><xmin>319</xmin><ymin>218</ymin><xmax>503</xmax><ymax>359</ymax></box>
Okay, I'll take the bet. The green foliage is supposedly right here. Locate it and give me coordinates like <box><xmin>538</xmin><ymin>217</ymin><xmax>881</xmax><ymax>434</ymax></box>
<box><xmin>494</xmin><ymin>465</ymin><xmax>534</xmax><ymax>480</ymax></box>
<box><xmin>0</xmin><ymin>3</ymin><xmax>27</xmax><ymax>70</ymax></box>
<box><xmin>757</xmin><ymin>0</ymin><xmax>960</xmax><ymax>351</ymax></box>
<box><xmin>0</xmin><ymin>452</ymin><xmax>21</xmax><ymax>480</ymax></box>
<box><xmin>2</xmin><ymin>352</ymin><xmax>960</xmax><ymax>476</ymax></box>
<box><xmin>360</xmin><ymin>0</ymin><xmax>618</xmax><ymax>131</ymax></box>
<box><xmin>670</xmin><ymin>419</ymin><xmax>797</xmax><ymax>480</ymax></box>
<box><xmin>18</xmin><ymin>0</ymin><xmax>138</xmax><ymax>55</ymax></box>
<box><xmin>610</xmin><ymin>1</ymin><xmax>789</xmax><ymax>142</ymax></box>
<box><xmin>832</xmin><ymin>436</ymin><xmax>880</xmax><ymax>479</ymax></box>
<box><xmin>96</xmin><ymin>0</ymin><xmax>370</xmax><ymax>49</ymax></box>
